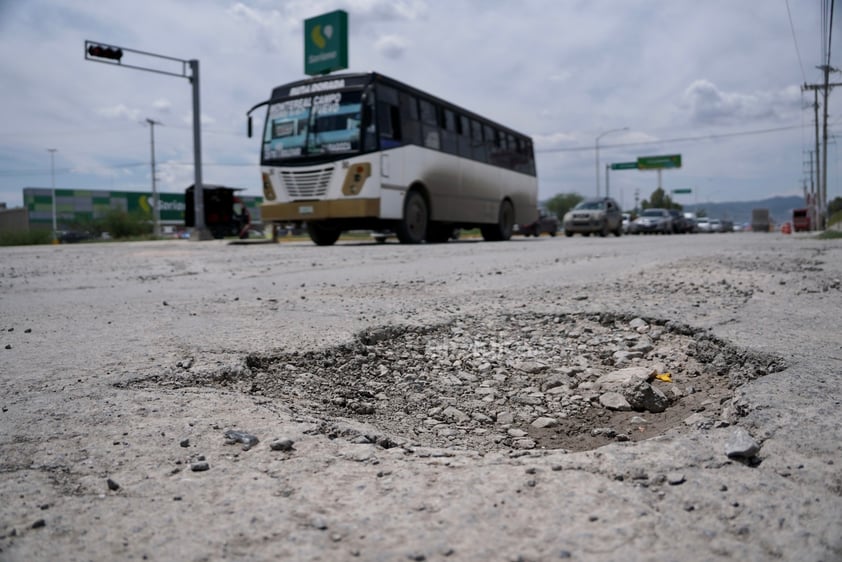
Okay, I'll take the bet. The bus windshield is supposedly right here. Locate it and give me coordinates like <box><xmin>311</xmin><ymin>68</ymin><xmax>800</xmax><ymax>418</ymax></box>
<box><xmin>263</xmin><ymin>90</ymin><xmax>363</xmax><ymax>162</ymax></box>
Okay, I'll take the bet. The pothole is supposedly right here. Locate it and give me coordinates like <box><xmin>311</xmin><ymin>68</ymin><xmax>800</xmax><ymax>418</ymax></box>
<box><xmin>137</xmin><ymin>313</ymin><xmax>787</xmax><ymax>453</ymax></box>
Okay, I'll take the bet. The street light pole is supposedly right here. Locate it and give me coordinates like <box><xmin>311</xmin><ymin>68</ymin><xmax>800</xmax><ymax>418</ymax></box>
<box><xmin>595</xmin><ymin>127</ymin><xmax>628</xmax><ymax>198</ymax></box>
<box><xmin>146</xmin><ymin>118</ymin><xmax>161</xmax><ymax>237</ymax></box>
<box><xmin>47</xmin><ymin>148</ymin><xmax>57</xmax><ymax>243</ymax></box>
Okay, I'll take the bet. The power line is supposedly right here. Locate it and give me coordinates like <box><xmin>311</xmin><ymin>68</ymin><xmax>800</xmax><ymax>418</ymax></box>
<box><xmin>785</xmin><ymin>0</ymin><xmax>808</xmax><ymax>83</ymax></box>
<box><xmin>535</xmin><ymin>124</ymin><xmax>804</xmax><ymax>153</ymax></box>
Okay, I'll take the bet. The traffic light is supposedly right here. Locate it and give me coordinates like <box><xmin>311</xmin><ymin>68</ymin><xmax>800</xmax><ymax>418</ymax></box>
<box><xmin>87</xmin><ymin>44</ymin><xmax>123</xmax><ymax>61</ymax></box>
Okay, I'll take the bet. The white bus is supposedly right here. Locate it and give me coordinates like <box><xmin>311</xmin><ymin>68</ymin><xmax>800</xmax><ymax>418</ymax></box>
<box><xmin>247</xmin><ymin>72</ymin><xmax>537</xmax><ymax>245</ymax></box>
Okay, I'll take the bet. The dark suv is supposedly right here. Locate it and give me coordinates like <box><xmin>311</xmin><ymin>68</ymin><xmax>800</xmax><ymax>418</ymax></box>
<box><xmin>562</xmin><ymin>197</ymin><xmax>623</xmax><ymax>237</ymax></box>
<box><xmin>517</xmin><ymin>211</ymin><xmax>559</xmax><ymax>237</ymax></box>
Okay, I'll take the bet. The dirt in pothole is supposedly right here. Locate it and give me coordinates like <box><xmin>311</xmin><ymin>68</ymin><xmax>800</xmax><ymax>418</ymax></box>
<box><xmin>128</xmin><ymin>312</ymin><xmax>787</xmax><ymax>453</ymax></box>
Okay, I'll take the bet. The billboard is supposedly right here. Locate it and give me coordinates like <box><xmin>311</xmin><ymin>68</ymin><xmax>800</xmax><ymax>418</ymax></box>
<box><xmin>23</xmin><ymin>188</ymin><xmax>262</xmax><ymax>229</ymax></box>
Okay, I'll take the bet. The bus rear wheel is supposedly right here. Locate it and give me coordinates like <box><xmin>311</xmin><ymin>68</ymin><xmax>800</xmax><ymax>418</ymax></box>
<box><xmin>307</xmin><ymin>222</ymin><xmax>341</xmax><ymax>246</ymax></box>
<box><xmin>481</xmin><ymin>200</ymin><xmax>514</xmax><ymax>242</ymax></box>
<box><xmin>396</xmin><ymin>190</ymin><xmax>428</xmax><ymax>244</ymax></box>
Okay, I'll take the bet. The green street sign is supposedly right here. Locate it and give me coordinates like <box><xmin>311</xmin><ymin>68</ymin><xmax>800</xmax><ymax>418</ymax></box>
<box><xmin>610</xmin><ymin>162</ymin><xmax>638</xmax><ymax>170</ymax></box>
<box><xmin>304</xmin><ymin>10</ymin><xmax>349</xmax><ymax>76</ymax></box>
<box><xmin>637</xmin><ymin>154</ymin><xmax>682</xmax><ymax>170</ymax></box>
<box><xmin>672</xmin><ymin>188</ymin><xmax>692</xmax><ymax>194</ymax></box>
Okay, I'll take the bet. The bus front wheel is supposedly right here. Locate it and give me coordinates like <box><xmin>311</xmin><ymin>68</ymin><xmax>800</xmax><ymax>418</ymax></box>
<box><xmin>481</xmin><ymin>200</ymin><xmax>514</xmax><ymax>242</ymax></box>
<box><xmin>396</xmin><ymin>190</ymin><xmax>428</xmax><ymax>244</ymax></box>
<box><xmin>307</xmin><ymin>222</ymin><xmax>341</xmax><ymax>246</ymax></box>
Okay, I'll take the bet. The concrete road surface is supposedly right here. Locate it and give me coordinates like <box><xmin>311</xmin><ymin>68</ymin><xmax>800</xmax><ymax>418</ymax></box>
<box><xmin>1</xmin><ymin>232</ymin><xmax>840</xmax><ymax>561</ymax></box>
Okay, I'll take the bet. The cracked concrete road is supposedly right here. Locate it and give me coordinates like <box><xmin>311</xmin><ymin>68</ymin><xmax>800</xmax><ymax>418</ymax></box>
<box><xmin>1</xmin><ymin>233</ymin><xmax>840</xmax><ymax>561</ymax></box>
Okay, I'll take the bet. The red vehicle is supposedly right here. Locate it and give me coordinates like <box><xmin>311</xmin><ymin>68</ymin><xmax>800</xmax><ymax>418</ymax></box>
<box><xmin>792</xmin><ymin>208</ymin><xmax>810</xmax><ymax>232</ymax></box>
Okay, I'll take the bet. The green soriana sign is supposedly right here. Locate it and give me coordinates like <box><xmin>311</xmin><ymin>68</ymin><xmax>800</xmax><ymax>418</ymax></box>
<box><xmin>304</xmin><ymin>10</ymin><xmax>349</xmax><ymax>76</ymax></box>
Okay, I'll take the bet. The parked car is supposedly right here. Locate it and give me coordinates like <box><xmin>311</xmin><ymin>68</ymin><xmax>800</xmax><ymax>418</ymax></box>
<box><xmin>516</xmin><ymin>211</ymin><xmax>559</xmax><ymax>237</ymax></box>
<box><xmin>562</xmin><ymin>197</ymin><xmax>623</xmax><ymax>237</ymax></box>
<box><xmin>696</xmin><ymin>217</ymin><xmax>712</xmax><ymax>233</ymax></box>
<box><xmin>668</xmin><ymin>209</ymin><xmax>691</xmax><ymax>233</ymax></box>
<box><xmin>709</xmin><ymin>218</ymin><xmax>723</xmax><ymax>233</ymax></box>
<box><xmin>57</xmin><ymin>230</ymin><xmax>93</xmax><ymax>243</ymax></box>
<box><xmin>622</xmin><ymin>213</ymin><xmax>632</xmax><ymax>234</ymax></box>
<box><xmin>683</xmin><ymin>212</ymin><xmax>698</xmax><ymax>233</ymax></box>
<box><xmin>630</xmin><ymin>208</ymin><xmax>673</xmax><ymax>234</ymax></box>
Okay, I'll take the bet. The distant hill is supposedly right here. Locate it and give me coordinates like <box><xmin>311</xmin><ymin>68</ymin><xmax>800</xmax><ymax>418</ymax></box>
<box><xmin>682</xmin><ymin>196</ymin><xmax>807</xmax><ymax>226</ymax></box>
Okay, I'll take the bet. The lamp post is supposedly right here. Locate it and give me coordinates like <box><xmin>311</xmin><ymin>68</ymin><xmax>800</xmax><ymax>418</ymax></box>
<box><xmin>595</xmin><ymin>127</ymin><xmax>628</xmax><ymax>197</ymax></box>
<box><xmin>146</xmin><ymin>118</ymin><xmax>161</xmax><ymax>237</ymax></box>
<box><xmin>47</xmin><ymin>148</ymin><xmax>57</xmax><ymax>243</ymax></box>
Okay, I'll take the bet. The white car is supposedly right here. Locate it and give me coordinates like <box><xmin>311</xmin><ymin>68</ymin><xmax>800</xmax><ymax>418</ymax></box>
<box><xmin>696</xmin><ymin>217</ymin><xmax>712</xmax><ymax>233</ymax></box>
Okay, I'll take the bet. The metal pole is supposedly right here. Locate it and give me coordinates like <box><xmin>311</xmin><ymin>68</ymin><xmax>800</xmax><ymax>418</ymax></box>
<box><xmin>605</xmin><ymin>164</ymin><xmax>610</xmax><ymax>198</ymax></box>
<box><xmin>595</xmin><ymin>127</ymin><xmax>628</xmax><ymax>198</ymax></box>
<box><xmin>822</xmin><ymin>66</ymin><xmax>831</xmax><ymax>230</ymax></box>
<box><xmin>594</xmin><ymin>138</ymin><xmax>601</xmax><ymax>198</ymax></box>
<box><xmin>189</xmin><ymin>59</ymin><xmax>207</xmax><ymax>239</ymax></box>
<box><xmin>146</xmin><ymin>119</ymin><xmax>161</xmax><ymax>237</ymax></box>
<box><xmin>48</xmin><ymin>148</ymin><xmax>57</xmax><ymax>243</ymax></box>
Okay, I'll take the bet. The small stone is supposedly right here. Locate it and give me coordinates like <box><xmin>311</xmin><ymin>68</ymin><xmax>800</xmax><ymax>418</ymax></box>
<box><xmin>224</xmin><ymin>430</ymin><xmax>259</xmax><ymax>450</ymax></box>
<box><xmin>4</xmin><ymin>344</ymin><xmax>11</xmax><ymax>350</ymax></box>
<box><xmin>666</xmin><ymin>472</ymin><xmax>686</xmax><ymax>485</ymax></box>
<box><xmin>441</xmin><ymin>406</ymin><xmax>470</xmax><ymax>423</ymax></box>
<box><xmin>270</xmin><ymin>439</ymin><xmax>296</xmax><ymax>452</ymax></box>
<box><xmin>179</xmin><ymin>438</ymin><xmax>190</xmax><ymax>448</ymax></box>
<box><xmin>191</xmin><ymin>461</ymin><xmax>210</xmax><ymax>472</ymax></box>
<box><xmin>512</xmin><ymin>438</ymin><xmax>537</xmax><ymax>449</ymax></box>
<box><xmin>629</xmin><ymin>318</ymin><xmax>648</xmax><ymax>330</ymax></box>
<box><xmin>531</xmin><ymin>416</ymin><xmax>558</xmax><ymax>428</ymax></box>
<box><xmin>599</xmin><ymin>392</ymin><xmax>632</xmax><ymax>411</ymax></box>
<box><xmin>106</xmin><ymin>478</ymin><xmax>120</xmax><ymax>491</ymax></box>
<box><xmin>725</xmin><ymin>428</ymin><xmax>761</xmax><ymax>459</ymax></box>
<box><xmin>31</xmin><ymin>519</ymin><xmax>46</xmax><ymax>529</ymax></box>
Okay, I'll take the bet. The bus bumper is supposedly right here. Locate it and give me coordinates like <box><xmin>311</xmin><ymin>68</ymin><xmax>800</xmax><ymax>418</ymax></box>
<box><xmin>261</xmin><ymin>198</ymin><xmax>381</xmax><ymax>222</ymax></box>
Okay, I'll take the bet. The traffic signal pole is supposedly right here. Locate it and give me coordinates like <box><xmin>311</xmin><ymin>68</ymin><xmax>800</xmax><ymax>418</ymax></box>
<box><xmin>85</xmin><ymin>40</ymin><xmax>211</xmax><ymax>240</ymax></box>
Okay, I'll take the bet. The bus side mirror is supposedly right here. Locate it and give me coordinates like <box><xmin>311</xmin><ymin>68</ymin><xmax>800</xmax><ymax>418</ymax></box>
<box><xmin>247</xmin><ymin>116</ymin><xmax>253</xmax><ymax>138</ymax></box>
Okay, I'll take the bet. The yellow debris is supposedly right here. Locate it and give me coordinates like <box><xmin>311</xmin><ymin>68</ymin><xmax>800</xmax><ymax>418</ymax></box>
<box><xmin>655</xmin><ymin>373</ymin><xmax>672</xmax><ymax>383</ymax></box>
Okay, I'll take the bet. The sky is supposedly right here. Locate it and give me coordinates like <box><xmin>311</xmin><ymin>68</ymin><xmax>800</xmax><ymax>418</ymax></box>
<box><xmin>0</xmin><ymin>0</ymin><xmax>840</xmax><ymax>212</ymax></box>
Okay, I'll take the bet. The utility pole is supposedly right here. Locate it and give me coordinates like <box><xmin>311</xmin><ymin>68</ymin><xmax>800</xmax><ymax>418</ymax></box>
<box><xmin>47</xmin><ymin>148</ymin><xmax>58</xmax><ymax>244</ymax></box>
<box><xmin>146</xmin><ymin>119</ymin><xmax>161</xmax><ymax>237</ymax></box>
<box><xmin>803</xmin><ymin>74</ymin><xmax>842</xmax><ymax>230</ymax></box>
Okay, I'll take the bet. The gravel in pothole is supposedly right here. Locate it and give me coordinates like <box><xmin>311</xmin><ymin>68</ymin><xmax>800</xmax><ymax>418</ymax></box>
<box><xmin>150</xmin><ymin>313</ymin><xmax>787</xmax><ymax>453</ymax></box>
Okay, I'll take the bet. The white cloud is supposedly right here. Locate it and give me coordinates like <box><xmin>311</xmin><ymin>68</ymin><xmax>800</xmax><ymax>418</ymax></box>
<box><xmin>98</xmin><ymin>104</ymin><xmax>141</xmax><ymax>122</ymax></box>
<box><xmin>153</xmin><ymin>99</ymin><xmax>172</xmax><ymax>113</ymax></box>
<box><xmin>375</xmin><ymin>35</ymin><xmax>409</xmax><ymax>59</ymax></box>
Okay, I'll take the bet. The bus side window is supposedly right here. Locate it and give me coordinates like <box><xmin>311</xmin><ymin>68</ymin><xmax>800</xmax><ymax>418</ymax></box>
<box><xmin>441</xmin><ymin>108</ymin><xmax>458</xmax><ymax>155</ymax></box>
<box><xmin>419</xmin><ymin>99</ymin><xmax>440</xmax><ymax>150</ymax></box>
<box><xmin>471</xmin><ymin>120</ymin><xmax>486</xmax><ymax>163</ymax></box>
<box><xmin>377</xmin><ymin>101</ymin><xmax>402</xmax><ymax>148</ymax></box>
<box><xmin>457</xmin><ymin>114</ymin><xmax>471</xmax><ymax>158</ymax></box>
<box><xmin>399</xmin><ymin>92</ymin><xmax>422</xmax><ymax>146</ymax></box>
<box><xmin>486</xmin><ymin>125</ymin><xmax>501</xmax><ymax>166</ymax></box>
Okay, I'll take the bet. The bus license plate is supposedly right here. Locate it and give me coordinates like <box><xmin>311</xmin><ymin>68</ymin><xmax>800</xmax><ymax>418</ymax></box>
<box><xmin>298</xmin><ymin>205</ymin><xmax>314</xmax><ymax>215</ymax></box>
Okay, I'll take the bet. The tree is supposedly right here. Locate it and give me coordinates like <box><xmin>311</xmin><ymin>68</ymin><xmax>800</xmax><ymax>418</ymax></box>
<box><xmin>829</xmin><ymin>196</ymin><xmax>842</xmax><ymax>215</ymax></box>
<box><xmin>640</xmin><ymin>187</ymin><xmax>682</xmax><ymax>211</ymax></box>
<box><xmin>544</xmin><ymin>193</ymin><xmax>584</xmax><ymax>220</ymax></box>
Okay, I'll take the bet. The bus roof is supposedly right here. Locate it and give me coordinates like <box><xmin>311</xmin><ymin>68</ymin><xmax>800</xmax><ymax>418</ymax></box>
<box><xmin>268</xmin><ymin>71</ymin><xmax>531</xmax><ymax>140</ymax></box>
